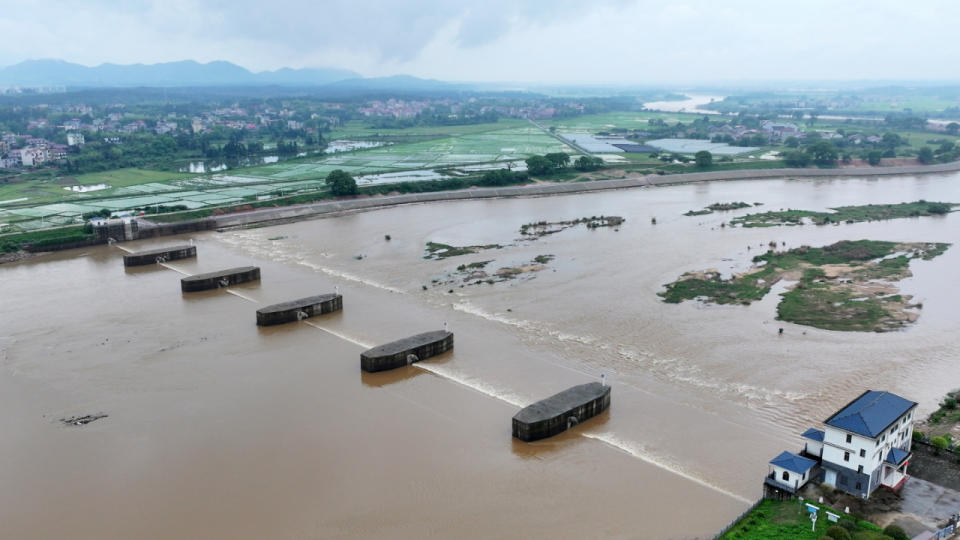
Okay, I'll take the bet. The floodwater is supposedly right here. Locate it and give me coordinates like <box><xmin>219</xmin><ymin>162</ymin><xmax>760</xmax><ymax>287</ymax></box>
<box><xmin>2</xmin><ymin>172</ymin><xmax>960</xmax><ymax>539</ymax></box>
<box><xmin>643</xmin><ymin>94</ymin><xmax>724</xmax><ymax>114</ymax></box>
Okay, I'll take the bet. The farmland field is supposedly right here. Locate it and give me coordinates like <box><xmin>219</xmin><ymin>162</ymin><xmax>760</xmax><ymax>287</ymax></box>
<box><xmin>0</xmin><ymin>123</ymin><xmax>577</xmax><ymax>232</ymax></box>
<box><xmin>542</xmin><ymin>111</ymin><xmax>703</xmax><ymax>133</ymax></box>
<box><xmin>238</xmin><ymin>124</ymin><xmax>574</xmax><ymax>181</ymax></box>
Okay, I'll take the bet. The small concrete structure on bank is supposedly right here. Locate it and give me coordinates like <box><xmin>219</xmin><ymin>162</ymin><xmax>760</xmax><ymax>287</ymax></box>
<box><xmin>512</xmin><ymin>382</ymin><xmax>611</xmax><ymax>442</ymax></box>
<box><xmin>181</xmin><ymin>266</ymin><xmax>260</xmax><ymax>292</ymax></box>
<box><xmin>256</xmin><ymin>294</ymin><xmax>342</xmax><ymax>326</ymax></box>
<box><xmin>123</xmin><ymin>244</ymin><xmax>196</xmax><ymax>267</ymax></box>
<box><xmin>360</xmin><ymin>330</ymin><xmax>453</xmax><ymax>372</ymax></box>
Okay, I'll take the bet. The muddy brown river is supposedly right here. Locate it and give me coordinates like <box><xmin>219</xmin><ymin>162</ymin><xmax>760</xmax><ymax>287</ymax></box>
<box><xmin>2</xmin><ymin>172</ymin><xmax>959</xmax><ymax>539</ymax></box>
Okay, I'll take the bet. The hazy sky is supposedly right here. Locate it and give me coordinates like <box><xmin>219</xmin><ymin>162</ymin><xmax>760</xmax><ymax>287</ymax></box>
<box><xmin>3</xmin><ymin>0</ymin><xmax>959</xmax><ymax>83</ymax></box>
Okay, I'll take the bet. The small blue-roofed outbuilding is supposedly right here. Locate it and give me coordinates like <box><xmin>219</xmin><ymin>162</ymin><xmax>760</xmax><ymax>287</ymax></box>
<box><xmin>764</xmin><ymin>451</ymin><xmax>819</xmax><ymax>499</ymax></box>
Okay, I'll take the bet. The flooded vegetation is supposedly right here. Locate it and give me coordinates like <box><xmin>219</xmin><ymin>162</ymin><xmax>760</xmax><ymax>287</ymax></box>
<box><xmin>423</xmin><ymin>241</ymin><xmax>503</xmax><ymax>259</ymax></box>
<box><xmin>661</xmin><ymin>240</ymin><xmax>950</xmax><ymax>331</ymax></box>
<box><xmin>684</xmin><ymin>201</ymin><xmax>755</xmax><ymax>216</ymax></box>
<box><xmin>732</xmin><ymin>201</ymin><xmax>956</xmax><ymax>227</ymax></box>
<box><xmin>519</xmin><ymin>215</ymin><xmax>624</xmax><ymax>237</ymax></box>
<box><xmin>432</xmin><ymin>255</ymin><xmax>556</xmax><ymax>288</ymax></box>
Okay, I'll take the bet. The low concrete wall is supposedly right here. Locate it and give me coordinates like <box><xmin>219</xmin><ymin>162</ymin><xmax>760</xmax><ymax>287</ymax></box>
<box><xmin>123</xmin><ymin>245</ymin><xmax>196</xmax><ymax>267</ymax></box>
<box><xmin>135</xmin><ymin>219</ymin><xmax>216</xmax><ymax>239</ymax></box>
<box><xmin>360</xmin><ymin>331</ymin><xmax>453</xmax><ymax>372</ymax></box>
<box><xmin>512</xmin><ymin>382</ymin><xmax>611</xmax><ymax>442</ymax></box>
<box><xmin>255</xmin><ymin>294</ymin><xmax>342</xmax><ymax>326</ymax></box>
<box><xmin>181</xmin><ymin>266</ymin><xmax>261</xmax><ymax>292</ymax></box>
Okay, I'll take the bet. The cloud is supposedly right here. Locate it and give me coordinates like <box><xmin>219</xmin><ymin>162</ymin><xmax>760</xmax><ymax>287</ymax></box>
<box><xmin>1</xmin><ymin>0</ymin><xmax>960</xmax><ymax>83</ymax></box>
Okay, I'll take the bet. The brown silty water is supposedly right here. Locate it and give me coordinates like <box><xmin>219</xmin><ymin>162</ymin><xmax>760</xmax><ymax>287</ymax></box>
<box><xmin>2</xmin><ymin>172</ymin><xmax>959</xmax><ymax>539</ymax></box>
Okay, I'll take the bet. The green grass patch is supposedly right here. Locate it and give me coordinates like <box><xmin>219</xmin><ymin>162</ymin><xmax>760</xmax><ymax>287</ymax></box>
<box><xmin>0</xmin><ymin>225</ymin><xmax>94</xmax><ymax>252</ymax></box>
<box><xmin>720</xmin><ymin>499</ymin><xmax>888</xmax><ymax>540</ymax></box>
<box><xmin>733</xmin><ymin>201</ymin><xmax>956</xmax><ymax>227</ymax></box>
<box><xmin>424</xmin><ymin>241</ymin><xmax>503</xmax><ymax>260</ymax></box>
<box><xmin>66</xmin><ymin>168</ymin><xmax>185</xmax><ymax>187</ymax></box>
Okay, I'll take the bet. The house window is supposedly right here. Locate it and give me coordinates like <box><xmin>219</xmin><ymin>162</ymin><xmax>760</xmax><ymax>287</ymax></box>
<box><xmin>860</xmin><ymin>449</ymin><xmax>866</xmax><ymax>458</ymax></box>
<box><xmin>858</xmin><ymin>465</ymin><xmax>863</xmax><ymax>474</ymax></box>
<box><xmin>782</xmin><ymin>470</ymin><xmax>789</xmax><ymax>481</ymax></box>
<box><xmin>856</xmin><ymin>481</ymin><xmax>862</xmax><ymax>490</ymax></box>
<box><xmin>876</xmin><ymin>440</ymin><xmax>880</xmax><ymax>447</ymax></box>
<box><xmin>844</xmin><ymin>452</ymin><xmax>850</xmax><ymax>462</ymax></box>
<box><xmin>846</xmin><ymin>434</ymin><xmax>852</xmax><ymax>444</ymax></box>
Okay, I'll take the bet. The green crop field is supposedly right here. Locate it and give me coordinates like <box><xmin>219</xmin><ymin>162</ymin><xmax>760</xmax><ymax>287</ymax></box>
<box><xmin>329</xmin><ymin>118</ymin><xmax>530</xmax><ymax>139</ymax></box>
<box><xmin>240</xmin><ymin>125</ymin><xmax>575</xmax><ymax>181</ymax></box>
<box><xmin>542</xmin><ymin>111</ymin><xmax>703</xmax><ymax>133</ymax></box>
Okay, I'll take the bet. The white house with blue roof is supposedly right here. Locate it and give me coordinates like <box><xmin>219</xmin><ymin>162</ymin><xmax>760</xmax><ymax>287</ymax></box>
<box><xmin>765</xmin><ymin>390</ymin><xmax>917</xmax><ymax>500</ymax></box>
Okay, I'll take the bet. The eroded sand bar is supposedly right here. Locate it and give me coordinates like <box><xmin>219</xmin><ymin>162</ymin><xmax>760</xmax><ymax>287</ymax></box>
<box><xmin>181</xmin><ymin>266</ymin><xmax>260</xmax><ymax>292</ymax></box>
<box><xmin>123</xmin><ymin>245</ymin><xmax>196</xmax><ymax>266</ymax></box>
<box><xmin>360</xmin><ymin>330</ymin><xmax>453</xmax><ymax>372</ymax></box>
<box><xmin>256</xmin><ymin>294</ymin><xmax>342</xmax><ymax>326</ymax></box>
<box><xmin>513</xmin><ymin>382</ymin><xmax>611</xmax><ymax>442</ymax></box>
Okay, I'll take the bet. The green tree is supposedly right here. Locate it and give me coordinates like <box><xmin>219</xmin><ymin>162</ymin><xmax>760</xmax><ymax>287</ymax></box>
<box><xmin>881</xmin><ymin>132</ymin><xmax>903</xmax><ymax>149</ymax></box>
<box><xmin>694</xmin><ymin>150</ymin><xmax>713</xmax><ymax>167</ymax></box>
<box><xmin>866</xmin><ymin>150</ymin><xmax>883</xmax><ymax>165</ymax></box>
<box><xmin>574</xmin><ymin>156</ymin><xmax>604</xmax><ymax>171</ymax></box>
<box><xmin>525</xmin><ymin>155</ymin><xmax>553</xmax><ymax>175</ymax></box>
<box><xmin>807</xmin><ymin>141</ymin><xmax>838</xmax><ymax>166</ymax></box>
<box><xmin>784</xmin><ymin>136</ymin><xmax>800</xmax><ymax>148</ymax></box>
<box><xmin>946</xmin><ymin>122</ymin><xmax>960</xmax><ymax>136</ymax></box>
<box><xmin>325</xmin><ymin>169</ymin><xmax>357</xmax><ymax>196</ymax></box>
<box><xmin>783</xmin><ymin>150</ymin><xmax>810</xmax><ymax>167</ymax></box>
<box><xmin>544</xmin><ymin>152</ymin><xmax>570</xmax><ymax>169</ymax></box>
<box><xmin>917</xmin><ymin>146</ymin><xmax>935</xmax><ymax>164</ymax></box>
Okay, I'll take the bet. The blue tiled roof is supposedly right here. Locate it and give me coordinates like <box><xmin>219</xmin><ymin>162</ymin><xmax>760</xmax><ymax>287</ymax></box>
<box><xmin>825</xmin><ymin>390</ymin><xmax>916</xmax><ymax>438</ymax></box>
<box><xmin>886</xmin><ymin>448</ymin><xmax>910</xmax><ymax>465</ymax></box>
<box><xmin>770</xmin><ymin>451</ymin><xmax>817</xmax><ymax>474</ymax></box>
<box><xmin>802</xmin><ymin>428</ymin><xmax>825</xmax><ymax>442</ymax></box>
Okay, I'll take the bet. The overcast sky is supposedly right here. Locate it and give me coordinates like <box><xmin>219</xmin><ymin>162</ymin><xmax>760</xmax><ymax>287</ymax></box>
<box><xmin>2</xmin><ymin>0</ymin><xmax>959</xmax><ymax>83</ymax></box>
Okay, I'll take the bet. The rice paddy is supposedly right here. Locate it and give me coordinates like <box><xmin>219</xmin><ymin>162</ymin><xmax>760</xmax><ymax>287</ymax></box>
<box><xmin>0</xmin><ymin>122</ymin><xmax>575</xmax><ymax>232</ymax></box>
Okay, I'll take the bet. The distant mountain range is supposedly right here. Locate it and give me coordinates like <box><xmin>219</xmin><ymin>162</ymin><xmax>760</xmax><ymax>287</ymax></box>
<box><xmin>0</xmin><ymin>59</ymin><xmax>366</xmax><ymax>87</ymax></box>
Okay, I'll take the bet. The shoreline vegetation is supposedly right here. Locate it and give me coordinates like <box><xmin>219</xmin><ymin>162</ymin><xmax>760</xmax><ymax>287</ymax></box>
<box><xmin>2</xmin><ymin>159</ymin><xmax>960</xmax><ymax>260</ymax></box>
<box><xmin>731</xmin><ymin>200</ymin><xmax>956</xmax><ymax>227</ymax></box>
<box><xmin>660</xmin><ymin>240</ymin><xmax>950</xmax><ymax>332</ymax></box>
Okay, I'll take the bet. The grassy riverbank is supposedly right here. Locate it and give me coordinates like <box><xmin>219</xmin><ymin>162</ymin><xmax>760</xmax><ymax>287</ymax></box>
<box><xmin>0</xmin><ymin>225</ymin><xmax>94</xmax><ymax>253</ymax></box>
<box><xmin>731</xmin><ymin>201</ymin><xmax>956</xmax><ymax>227</ymax></box>
<box><xmin>660</xmin><ymin>240</ymin><xmax>950</xmax><ymax>331</ymax></box>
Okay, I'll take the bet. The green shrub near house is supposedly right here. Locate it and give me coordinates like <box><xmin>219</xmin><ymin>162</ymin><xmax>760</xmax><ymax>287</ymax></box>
<box><xmin>720</xmin><ymin>499</ymin><xmax>892</xmax><ymax>540</ymax></box>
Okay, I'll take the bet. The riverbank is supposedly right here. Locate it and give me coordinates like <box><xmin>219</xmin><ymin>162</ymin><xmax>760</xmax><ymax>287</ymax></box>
<box><xmin>4</xmin><ymin>159</ymin><xmax>960</xmax><ymax>258</ymax></box>
<box><xmin>203</xmin><ymin>159</ymin><xmax>960</xmax><ymax>231</ymax></box>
